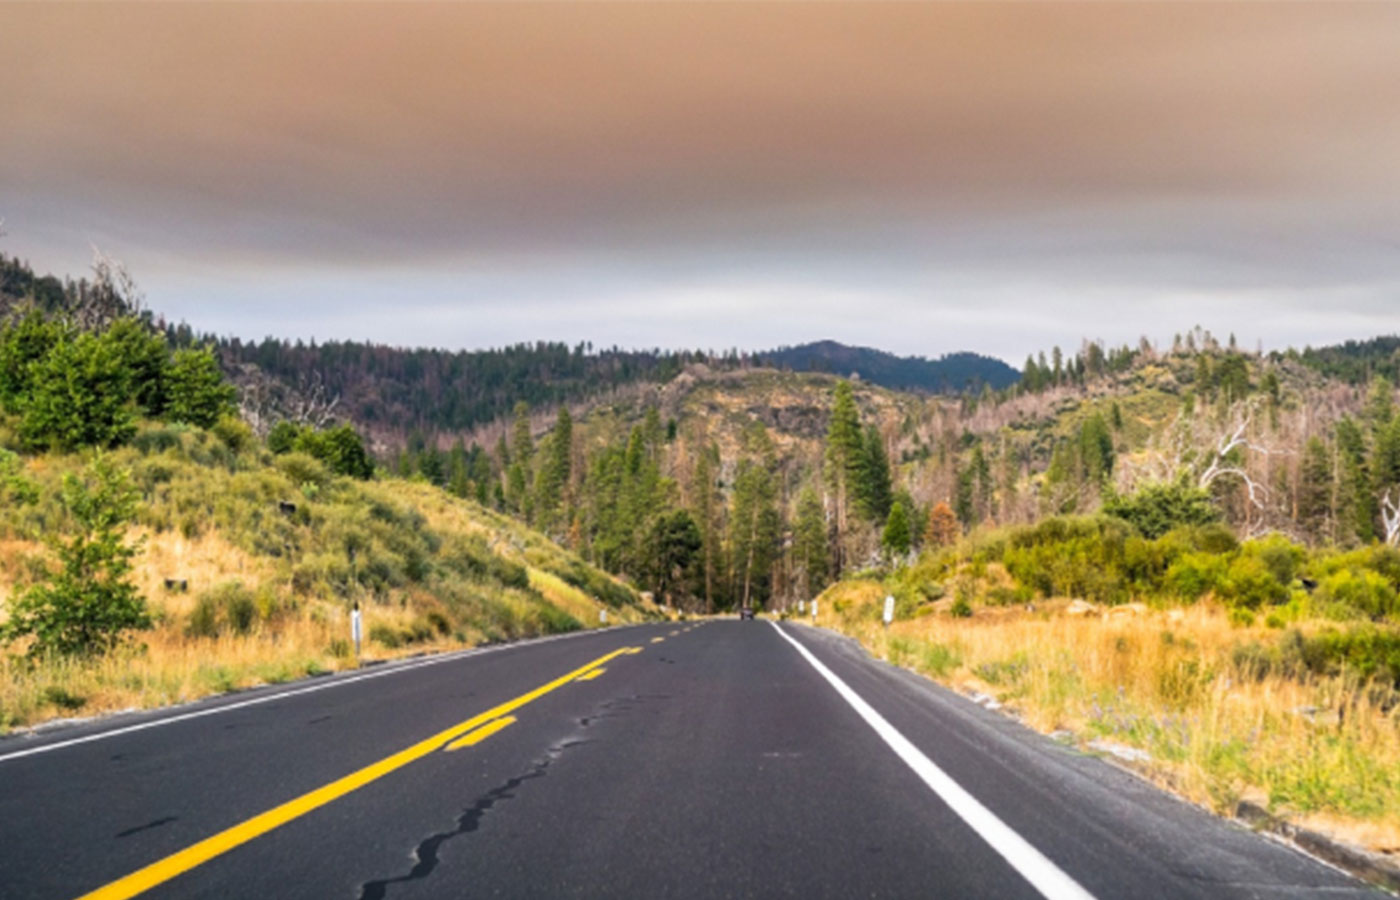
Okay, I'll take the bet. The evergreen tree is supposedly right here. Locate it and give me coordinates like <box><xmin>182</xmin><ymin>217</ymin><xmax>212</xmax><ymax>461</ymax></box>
<box><xmin>824</xmin><ymin>381</ymin><xmax>863</xmax><ymax>573</ymax></box>
<box><xmin>165</xmin><ymin>346</ymin><xmax>236</xmax><ymax>428</ymax></box>
<box><xmin>20</xmin><ymin>330</ymin><xmax>136</xmax><ymax>451</ymax></box>
<box><xmin>1367</xmin><ymin>376</ymin><xmax>1395</xmax><ymax>428</ymax></box>
<box><xmin>1</xmin><ymin>456</ymin><xmax>150</xmax><ymax>657</ymax></box>
<box><xmin>534</xmin><ymin>406</ymin><xmax>573</xmax><ymax>532</ymax></box>
<box><xmin>969</xmin><ymin>444</ymin><xmax>994</xmax><ymax>522</ymax></box>
<box><xmin>102</xmin><ymin>317</ymin><xmax>170</xmax><ymax>417</ymax></box>
<box><xmin>856</xmin><ymin>425</ymin><xmax>892</xmax><ymax>521</ymax></box>
<box><xmin>1334</xmin><ymin>416</ymin><xmax>1374</xmax><ymax>544</ymax></box>
<box><xmin>954</xmin><ymin>461</ymin><xmax>976</xmax><ymax>527</ymax></box>
<box><xmin>510</xmin><ymin>401</ymin><xmax>533</xmax><ymax>464</ymax></box>
<box><xmin>792</xmin><ymin>486</ymin><xmax>829</xmax><ymax>598</ymax></box>
<box><xmin>690</xmin><ymin>443</ymin><xmax>724</xmax><ymax>610</ymax></box>
<box><xmin>1298</xmin><ymin>436</ymin><xmax>1334</xmax><ymax>543</ymax></box>
<box><xmin>0</xmin><ymin>308</ymin><xmax>68</xmax><ymax>413</ymax></box>
<box><xmin>642</xmin><ymin>509</ymin><xmax>702</xmax><ymax>608</ymax></box>
<box><xmin>1079</xmin><ymin>413</ymin><xmax>1115</xmax><ymax>483</ymax></box>
<box><xmin>881</xmin><ymin>498</ymin><xmax>912</xmax><ymax>560</ymax></box>
<box><xmin>729</xmin><ymin>426</ymin><xmax>780</xmax><ymax>608</ymax></box>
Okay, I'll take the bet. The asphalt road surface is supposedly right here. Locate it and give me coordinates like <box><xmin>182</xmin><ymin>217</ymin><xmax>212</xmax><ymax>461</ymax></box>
<box><xmin>0</xmin><ymin>620</ymin><xmax>1381</xmax><ymax>899</ymax></box>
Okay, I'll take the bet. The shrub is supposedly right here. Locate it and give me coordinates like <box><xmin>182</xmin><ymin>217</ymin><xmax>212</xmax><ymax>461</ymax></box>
<box><xmin>0</xmin><ymin>456</ymin><xmax>150</xmax><ymax>657</ymax></box>
<box><xmin>1252</xmin><ymin>535</ymin><xmax>1304</xmax><ymax>586</ymax></box>
<box><xmin>293</xmin><ymin>425</ymin><xmax>374</xmax><ymax>480</ymax></box>
<box><xmin>1103</xmin><ymin>480</ymin><xmax>1221</xmax><ymax>539</ymax></box>
<box><xmin>0</xmin><ymin>307</ymin><xmax>69</xmax><ymax>413</ymax></box>
<box><xmin>267</xmin><ymin>421</ymin><xmax>302</xmax><ymax>454</ymax></box>
<box><xmin>1218</xmin><ymin>555</ymin><xmax>1288</xmax><ymax>610</ymax></box>
<box><xmin>1300</xmin><ymin>627</ymin><xmax>1400</xmax><ymax>687</ymax></box>
<box><xmin>187</xmin><ymin>581</ymin><xmax>261</xmax><ymax>637</ymax></box>
<box><xmin>130</xmin><ymin>424</ymin><xmax>185</xmax><ymax>456</ymax></box>
<box><xmin>1165</xmin><ymin>551</ymin><xmax>1228</xmax><ymax>600</ymax></box>
<box><xmin>275</xmin><ymin>452</ymin><xmax>331</xmax><ymax>489</ymax></box>
<box><xmin>164</xmin><ymin>347</ymin><xmax>236</xmax><ymax>428</ymax></box>
<box><xmin>369</xmin><ymin>622</ymin><xmax>402</xmax><ymax>649</ymax></box>
<box><xmin>211</xmin><ymin>416</ymin><xmax>254</xmax><ymax>454</ymax></box>
<box><xmin>1316</xmin><ymin>568</ymin><xmax>1397</xmax><ymax>620</ymax></box>
<box><xmin>20</xmin><ymin>330</ymin><xmax>137</xmax><ymax>450</ymax></box>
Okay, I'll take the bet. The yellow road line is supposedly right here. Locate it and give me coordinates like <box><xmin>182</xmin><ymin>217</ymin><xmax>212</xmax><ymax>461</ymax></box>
<box><xmin>575</xmin><ymin>667</ymin><xmax>606</xmax><ymax>682</ymax></box>
<box><xmin>444</xmin><ymin>715</ymin><xmax>516</xmax><ymax>751</ymax></box>
<box><xmin>668</xmin><ymin>630</ymin><xmax>679</xmax><ymax>636</ymax></box>
<box><xmin>77</xmin><ymin>646</ymin><xmax>640</xmax><ymax>900</ymax></box>
<box><xmin>651</xmin><ymin>637</ymin><xmax>665</xmax><ymax>644</ymax></box>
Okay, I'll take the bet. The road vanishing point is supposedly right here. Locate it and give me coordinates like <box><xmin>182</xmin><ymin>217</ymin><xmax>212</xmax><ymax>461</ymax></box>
<box><xmin>0</xmin><ymin>620</ymin><xmax>1382</xmax><ymax>899</ymax></box>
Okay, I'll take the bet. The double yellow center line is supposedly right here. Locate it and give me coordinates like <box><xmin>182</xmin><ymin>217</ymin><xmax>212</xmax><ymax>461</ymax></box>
<box><xmin>79</xmin><ymin>645</ymin><xmax>640</xmax><ymax>900</ymax></box>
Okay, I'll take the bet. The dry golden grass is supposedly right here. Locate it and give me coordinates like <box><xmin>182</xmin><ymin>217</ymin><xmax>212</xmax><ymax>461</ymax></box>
<box><xmin>0</xmin><ymin>592</ymin><xmax>486</xmax><ymax>732</ymax></box>
<box><xmin>1</xmin><ymin>477</ymin><xmax>648</xmax><ymax>732</ymax></box>
<box><xmin>132</xmin><ymin>528</ymin><xmax>279</xmax><ymax>618</ymax></box>
<box><xmin>817</xmin><ymin>581</ymin><xmax>1400</xmax><ymax>858</ymax></box>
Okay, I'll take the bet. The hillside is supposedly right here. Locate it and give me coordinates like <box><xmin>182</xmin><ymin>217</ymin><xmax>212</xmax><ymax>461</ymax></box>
<box><xmin>446</xmin><ymin>327</ymin><xmax>1400</xmax><ymax>618</ymax></box>
<box><xmin>757</xmin><ymin>339</ymin><xmax>1019</xmax><ymax>392</ymax></box>
<box><xmin>0</xmin><ymin>289</ymin><xmax>658</xmax><ymax>730</ymax></box>
<box><xmin>211</xmin><ymin>335</ymin><xmax>1018</xmax><ymax>447</ymax></box>
<box><xmin>0</xmin><ymin>430</ymin><xmax>656</xmax><ymax>730</ymax></box>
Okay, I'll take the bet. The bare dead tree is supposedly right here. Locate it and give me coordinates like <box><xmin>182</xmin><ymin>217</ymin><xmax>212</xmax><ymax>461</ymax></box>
<box><xmin>78</xmin><ymin>245</ymin><xmax>144</xmax><ymax>329</ymax></box>
<box><xmin>1381</xmin><ymin>487</ymin><xmax>1400</xmax><ymax>547</ymax></box>
<box><xmin>1196</xmin><ymin>412</ymin><xmax>1270</xmax><ymax>509</ymax></box>
<box><xmin>288</xmin><ymin>371</ymin><xmax>341</xmax><ymax>428</ymax></box>
<box><xmin>235</xmin><ymin>366</ymin><xmax>275</xmax><ymax>436</ymax></box>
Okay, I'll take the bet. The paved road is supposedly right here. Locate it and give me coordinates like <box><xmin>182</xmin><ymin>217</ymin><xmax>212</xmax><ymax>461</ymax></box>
<box><xmin>0</xmin><ymin>620</ymin><xmax>1379</xmax><ymax>899</ymax></box>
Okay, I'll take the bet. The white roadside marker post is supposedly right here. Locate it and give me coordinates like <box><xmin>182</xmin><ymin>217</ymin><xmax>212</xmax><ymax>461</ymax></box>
<box><xmin>799</xmin><ymin>599</ymin><xmax>805</xmax><ymax>614</ymax></box>
<box><xmin>351</xmin><ymin>601</ymin><xmax>362</xmax><ymax>661</ymax></box>
<box><xmin>600</xmin><ymin>609</ymin><xmax>608</xmax><ymax>625</ymax></box>
<box><xmin>883</xmin><ymin>594</ymin><xmax>895</xmax><ymax>629</ymax></box>
<box><xmin>811</xmin><ymin>600</ymin><xmax>818</xmax><ymax>621</ymax></box>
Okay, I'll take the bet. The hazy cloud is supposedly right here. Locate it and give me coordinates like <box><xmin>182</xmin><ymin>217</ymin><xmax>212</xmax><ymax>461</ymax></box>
<box><xmin>2</xmin><ymin>2</ymin><xmax>1398</xmax><ymax>359</ymax></box>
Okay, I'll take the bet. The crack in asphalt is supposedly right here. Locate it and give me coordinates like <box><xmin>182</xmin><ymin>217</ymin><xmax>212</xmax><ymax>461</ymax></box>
<box><xmin>115</xmin><ymin>816</ymin><xmax>177</xmax><ymax>838</ymax></box>
<box><xmin>355</xmin><ymin>693</ymin><xmax>669</xmax><ymax>899</ymax></box>
<box><xmin>356</xmin><ymin>739</ymin><xmax>588</xmax><ymax>900</ymax></box>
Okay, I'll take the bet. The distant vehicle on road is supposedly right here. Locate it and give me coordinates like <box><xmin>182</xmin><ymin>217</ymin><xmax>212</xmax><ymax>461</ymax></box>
<box><xmin>739</xmin><ymin>607</ymin><xmax>756</xmax><ymax>620</ymax></box>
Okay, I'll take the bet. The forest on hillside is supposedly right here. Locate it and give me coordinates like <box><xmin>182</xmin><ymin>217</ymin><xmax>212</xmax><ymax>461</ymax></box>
<box><xmin>385</xmin><ymin>327</ymin><xmax>1400</xmax><ymax>622</ymax></box>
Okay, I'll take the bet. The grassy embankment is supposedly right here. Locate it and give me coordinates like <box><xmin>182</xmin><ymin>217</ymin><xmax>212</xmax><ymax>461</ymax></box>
<box><xmin>0</xmin><ymin>422</ymin><xmax>657</xmax><ymax>731</ymax></box>
<box><xmin>810</xmin><ymin>518</ymin><xmax>1400</xmax><ymax>857</ymax></box>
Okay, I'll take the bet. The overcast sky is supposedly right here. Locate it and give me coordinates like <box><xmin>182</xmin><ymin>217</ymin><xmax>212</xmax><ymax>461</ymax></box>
<box><xmin>2</xmin><ymin>2</ymin><xmax>1398</xmax><ymax>363</ymax></box>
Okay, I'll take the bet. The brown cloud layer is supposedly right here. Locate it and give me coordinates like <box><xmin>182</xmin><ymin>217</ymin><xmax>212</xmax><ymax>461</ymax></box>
<box><xmin>5</xmin><ymin>2</ymin><xmax>1398</xmax><ymax>261</ymax></box>
<box><xmin>2</xmin><ymin>3</ymin><xmax>1398</xmax><ymax>357</ymax></box>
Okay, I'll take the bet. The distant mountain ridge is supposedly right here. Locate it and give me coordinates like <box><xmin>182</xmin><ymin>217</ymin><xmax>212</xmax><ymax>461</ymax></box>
<box><xmin>758</xmin><ymin>340</ymin><xmax>1019</xmax><ymax>393</ymax></box>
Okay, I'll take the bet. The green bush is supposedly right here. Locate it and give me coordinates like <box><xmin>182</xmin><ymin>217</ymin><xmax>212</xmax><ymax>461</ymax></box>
<box><xmin>1300</xmin><ymin>627</ymin><xmax>1400</xmax><ymax>687</ymax></box>
<box><xmin>1103</xmin><ymin>480</ymin><xmax>1221</xmax><ymax>539</ymax></box>
<box><xmin>1165</xmin><ymin>551</ymin><xmax>1228</xmax><ymax>600</ymax></box>
<box><xmin>1218</xmin><ymin>554</ymin><xmax>1289</xmax><ymax>610</ymax></box>
<box><xmin>275</xmin><ymin>452</ymin><xmax>331</xmax><ymax>489</ymax></box>
<box><xmin>369</xmin><ymin>622</ymin><xmax>402</xmax><ymax>649</ymax></box>
<box><xmin>164</xmin><ymin>347</ymin><xmax>236</xmax><ymax>428</ymax></box>
<box><xmin>130</xmin><ymin>424</ymin><xmax>186</xmax><ymax>456</ymax></box>
<box><xmin>1315</xmin><ymin>568</ymin><xmax>1397</xmax><ymax>620</ymax></box>
<box><xmin>0</xmin><ymin>457</ymin><xmax>151</xmax><ymax>657</ymax></box>
<box><xmin>211</xmin><ymin>416</ymin><xmax>254</xmax><ymax>454</ymax></box>
<box><xmin>20</xmin><ymin>331</ymin><xmax>137</xmax><ymax>450</ymax></box>
<box><xmin>187</xmin><ymin>581</ymin><xmax>261</xmax><ymax>637</ymax></box>
<box><xmin>1002</xmin><ymin>517</ymin><xmax>1132</xmax><ymax>603</ymax></box>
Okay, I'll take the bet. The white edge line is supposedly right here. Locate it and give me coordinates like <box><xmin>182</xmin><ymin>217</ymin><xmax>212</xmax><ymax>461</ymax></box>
<box><xmin>0</xmin><ymin>624</ymin><xmax>640</xmax><ymax>764</ymax></box>
<box><xmin>768</xmin><ymin>620</ymin><xmax>1096</xmax><ymax>900</ymax></box>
